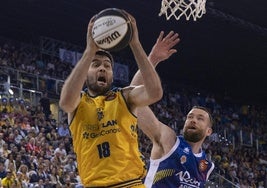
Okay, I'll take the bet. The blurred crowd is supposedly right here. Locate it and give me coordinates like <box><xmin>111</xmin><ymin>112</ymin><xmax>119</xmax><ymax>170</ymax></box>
<box><xmin>0</xmin><ymin>95</ymin><xmax>81</xmax><ymax>188</ymax></box>
<box><xmin>1</xmin><ymin>39</ymin><xmax>267</xmax><ymax>188</ymax></box>
<box><xmin>0</xmin><ymin>39</ymin><xmax>73</xmax><ymax>81</ymax></box>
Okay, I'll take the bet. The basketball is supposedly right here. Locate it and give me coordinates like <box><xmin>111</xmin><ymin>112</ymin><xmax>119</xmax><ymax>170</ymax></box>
<box><xmin>92</xmin><ymin>8</ymin><xmax>133</xmax><ymax>52</ymax></box>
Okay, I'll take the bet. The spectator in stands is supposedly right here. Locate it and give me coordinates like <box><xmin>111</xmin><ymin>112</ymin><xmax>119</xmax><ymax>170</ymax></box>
<box><xmin>62</xmin><ymin>136</ymin><xmax>73</xmax><ymax>155</ymax></box>
<box><xmin>1</xmin><ymin>170</ymin><xmax>15</xmax><ymax>188</ymax></box>
<box><xmin>17</xmin><ymin>99</ymin><xmax>29</xmax><ymax>116</ymax></box>
<box><xmin>54</xmin><ymin>142</ymin><xmax>67</xmax><ymax>157</ymax></box>
<box><xmin>68</xmin><ymin>171</ymin><xmax>81</xmax><ymax>187</ymax></box>
<box><xmin>17</xmin><ymin>164</ymin><xmax>30</xmax><ymax>187</ymax></box>
<box><xmin>63</xmin><ymin>155</ymin><xmax>77</xmax><ymax>172</ymax></box>
<box><xmin>36</xmin><ymin>164</ymin><xmax>49</xmax><ymax>182</ymax></box>
<box><xmin>4</xmin><ymin>153</ymin><xmax>16</xmax><ymax>172</ymax></box>
<box><xmin>46</xmin><ymin>128</ymin><xmax>58</xmax><ymax>144</ymax></box>
<box><xmin>14</xmin><ymin>154</ymin><xmax>24</xmax><ymax>172</ymax></box>
<box><xmin>13</xmin><ymin>128</ymin><xmax>23</xmax><ymax>146</ymax></box>
<box><xmin>26</xmin><ymin>137</ymin><xmax>40</xmax><ymax>154</ymax></box>
<box><xmin>57</xmin><ymin>122</ymin><xmax>70</xmax><ymax>137</ymax></box>
<box><xmin>42</xmin><ymin>142</ymin><xmax>53</xmax><ymax>160</ymax></box>
<box><xmin>0</xmin><ymin>133</ymin><xmax>6</xmax><ymax>155</ymax></box>
<box><xmin>1</xmin><ymin>143</ymin><xmax>10</xmax><ymax>158</ymax></box>
<box><xmin>0</xmin><ymin>98</ymin><xmax>8</xmax><ymax>113</ymax></box>
<box><xmin>20</xmin><ymin>117</ymin><xmax>31</xmax><ymax>132</ymax></box>
<box><xmin>51</xmin><ymin>150</ymin><xmax>64</xmax><ymax>167</ymax></box>
<box><xmin>39</xmin><ymin>91</ymin><xmax>51</xmax><ymax>120</ymax></box>
<box><xmin>49</xmin><ymin>166</ymin><xmax>62</xmax><ymax>187</ymax></box>
<box><xmin>0</xmin><ymin>161</ymin><xmax>7</xmax><ymax>179</ymax></box>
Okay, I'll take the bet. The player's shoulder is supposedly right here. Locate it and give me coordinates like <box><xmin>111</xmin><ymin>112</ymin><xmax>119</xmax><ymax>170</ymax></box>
<box><xmin>120</xmin><ymin>86</ymin><xmax>135</xmax><ymax>92</ymax></box>
<box><xmin>115</xmin><ymin>86</ymin><xmax>135</xmax><ymax>96</ymax></box>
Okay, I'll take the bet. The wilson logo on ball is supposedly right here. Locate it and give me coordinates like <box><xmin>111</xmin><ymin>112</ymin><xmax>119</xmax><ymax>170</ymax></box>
<box><xmin>95</xmin><ymin>31</ymin><xmax>121</xmax><ymax>45</ymax></box>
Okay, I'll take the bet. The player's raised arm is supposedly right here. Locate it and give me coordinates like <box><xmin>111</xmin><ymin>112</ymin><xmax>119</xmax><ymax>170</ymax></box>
<box><xmin>124</xmin><ymin>12</ymin><xmax>163</xmax><ymax>107</ymax></box>
<box><xmin>59</xmin><ymin>16</ymin><xmax>99</xmax><ymax>113</ymax></box>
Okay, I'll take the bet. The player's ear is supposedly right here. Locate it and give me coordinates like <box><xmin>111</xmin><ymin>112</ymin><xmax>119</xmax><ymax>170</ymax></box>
<box><xmin>206</xmin><ymin>127</ymin><xmax>212</xmax><ymax>136</ymax></box>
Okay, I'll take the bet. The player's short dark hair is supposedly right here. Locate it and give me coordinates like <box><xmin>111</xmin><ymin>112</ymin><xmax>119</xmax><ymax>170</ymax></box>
<box><xmin>96</xmin><ymin>50</ymin><xmax>114</xmax><ymax>67</ymax></box>
<box><xmin>192</xmin><ymin>106</ymin><xmax>213</xmax><ymax>127</ymax></box>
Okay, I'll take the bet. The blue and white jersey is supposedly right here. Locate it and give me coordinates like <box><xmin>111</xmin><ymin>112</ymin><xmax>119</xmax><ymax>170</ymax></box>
<box><xmin>145</xmin><ymin>136</ymin><xmax>214</xmax><ymax>188</ymax></box>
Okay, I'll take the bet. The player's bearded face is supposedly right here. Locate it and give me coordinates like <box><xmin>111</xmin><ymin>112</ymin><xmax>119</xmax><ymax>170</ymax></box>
<box><xmin>183</xmin><ymin>126</ymin><xmax>206</xmax><ymax>143</ymax></box>
<box><xmin>87</xmin><ymin>76</ymin><xmax>112</xmax><ymax>95</ymax></box>
<box><xmin>183</xmin><ymin>108</ymin><xmax>211</xmax><ymax>143</ymax></box>
<box><xmin>87</xmin><ymin>56</ymin><xmax>113</xmax><ymax>96</ymax></box>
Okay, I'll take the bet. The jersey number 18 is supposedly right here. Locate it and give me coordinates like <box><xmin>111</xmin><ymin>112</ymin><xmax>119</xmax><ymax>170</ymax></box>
<box><xmin>97</xmin><ymin>142</ymin><xmax>111</xmax><ymax>158</ymax></box>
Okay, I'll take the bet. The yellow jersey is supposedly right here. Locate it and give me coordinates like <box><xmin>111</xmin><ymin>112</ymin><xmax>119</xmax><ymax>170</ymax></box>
<box><xmin>1</xmin><ymin>177</ymin><xmax>15</xmax><ymax>187</ymax></box>
<box><xmin>70</xmin><ymin>89</ymin><xmax>146</xmax><ymax>187</ymax></box>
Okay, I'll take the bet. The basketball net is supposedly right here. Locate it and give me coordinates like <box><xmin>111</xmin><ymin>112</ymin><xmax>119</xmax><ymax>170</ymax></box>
<box><xmin>159</xmin><ymin>0</ymin><xmax>206</xmax><ymax>21</ymax></box>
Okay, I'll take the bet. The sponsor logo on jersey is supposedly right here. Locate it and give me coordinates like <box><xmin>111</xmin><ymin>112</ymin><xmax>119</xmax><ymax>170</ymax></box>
<box><xmin>180</xmin><ymin>155</ymin><xmax>187</xmax><ymax>164</ymax></box>
<box><xmin>97</xmin><ymin>108</ymin><xmax>104</xmax><ymax>121</ymax></box>
<box><xmin>101</xmin><ymin>119</ymin><xmax>117</xmax><ymax>127</ymax></box>
<box><xmin>83</xmin><ymin>119</ymin><xmax>120</xmax><ymax>139</ymax></box>
<box><xmin>199</xmin><ymin>159</ymin><xmax>208</xmax><ymax>172</ymax></box>
<box><xmin>183</xmin><ymin>147</ymin><xmax>190</xmax><ymax>154</ymax></box>
<box><xmin>86</xmin><ymin>124</ymin><xmax>99</xmax><ymax>131</ymax></box>
<box><xmin>88</xmin><ymin>128</ymin><xmax>121</xmax><ymax>138</ymax></box>
<box><xmin>176</xmin><ymin>171</ymin><xmax>201</xmax><ymax>187</ymax></box>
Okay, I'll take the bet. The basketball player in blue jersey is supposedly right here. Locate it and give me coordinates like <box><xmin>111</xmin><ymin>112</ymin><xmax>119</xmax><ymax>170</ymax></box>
<box><xmin>140</xmin><ymin>106</ymin><xmax>215</xmax><ymax>188</ymax></box>
<box><xmin>131</xmin><ymin>32</ymin><xmax>215</xmax><ymax>188</ymax></box>
<box><xmin>59</xmin><ymin>11</ymin><xmax>181</xmax><ymax>187</ymax></box>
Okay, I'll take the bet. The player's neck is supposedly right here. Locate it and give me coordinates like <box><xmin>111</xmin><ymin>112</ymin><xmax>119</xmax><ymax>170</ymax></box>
<box><xmin>87</xmin><ymin>89</ymin><xmax>110</xmax><ymax>97</ymax></box>
<box><xmin>189</xmin><ymin>142</ymin><xmax>203</xmax><ymax>154</ymax></box>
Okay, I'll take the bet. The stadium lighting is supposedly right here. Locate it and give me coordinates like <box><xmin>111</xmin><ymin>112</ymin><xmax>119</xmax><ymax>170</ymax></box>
<box><xmin>8</xmin><ymin>88</ymin><xmax>14</xmax><ymax>95</ymax></box>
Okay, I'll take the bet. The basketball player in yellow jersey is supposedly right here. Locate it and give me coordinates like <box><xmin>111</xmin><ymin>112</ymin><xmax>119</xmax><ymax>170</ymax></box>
<box><xmin>59</xmin><ymin>11</ymin><xmax>168</xmax><ymax>187</ymax></box>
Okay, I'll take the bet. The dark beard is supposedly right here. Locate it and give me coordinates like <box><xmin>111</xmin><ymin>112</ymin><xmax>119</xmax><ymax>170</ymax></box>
<box><xmin>88</xmin><ymin>84</ymin><xmax>110</xmax><ymax>96</ymax></box>
<box><xmin>183</xmin><ymin>129</ymin><xmax>205</xmax><ymax>143</ymax></box>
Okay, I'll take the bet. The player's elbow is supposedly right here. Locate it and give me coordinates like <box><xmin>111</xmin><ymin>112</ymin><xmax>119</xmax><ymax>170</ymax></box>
<box><xmin>156</xmin><ymin>88</ymin><xmax>163</xmax><ymax>101</ymax></box>
<box><xmin>59</xmin><ymin>100</ymin><xmax>69</xmax><ymax>113</ymax></box>
<box><xmin>59</xmin><ymin>98</ymin><xmax>76</xmax><ymax>113</ymax></box>
<box><xmin>149</xmin><ymin>88</ymin><xmax>163</xmax><ymax>103</ymax></box>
